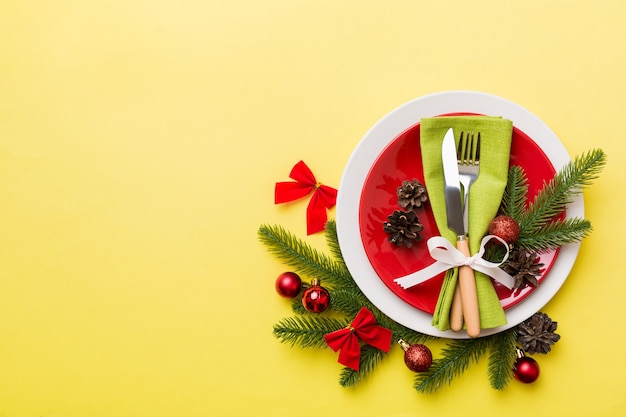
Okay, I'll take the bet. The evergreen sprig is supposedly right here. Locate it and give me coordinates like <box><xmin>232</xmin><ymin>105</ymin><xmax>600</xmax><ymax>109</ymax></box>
<box><xmin>258</xmin><ymin>223</ymin><xmax>353</xmax><ymax>289</ymax></box>
<box><xmin>273</xmin><ymin>315</ymin><xmax>346</xmax><ymax>348</ymax></box>
<box><xmin>519</xmin><ymin>148</ymin><xmax>606</xmax><ymax>237</ymax></box>
<box><xmin>414</xmin><ymin>337</ymin><xmax>491</xmax><ymax>394</ymax></box>
<box><xmin>339</xmin><ymin>345</ymin><xmax>387</xmax><ymax>388</ymax></box>
<box><xmin>487</xmin><ymin>329</ymin><xmax>518</xmax><ymax>390</ymax></box>
<box><xmin>324</xmin><ymin>220</ymin><xmax>348</xmax><ymax>269</ymax></box>
<box><xmin>500</xmin><ymin>165</ymin><xmax>529</xmax><ymax>220</ymax></box>
<box><xmin>517</xmin><ymin>217</ymin><xmax>592</xmax><ymax>252</ymax></box>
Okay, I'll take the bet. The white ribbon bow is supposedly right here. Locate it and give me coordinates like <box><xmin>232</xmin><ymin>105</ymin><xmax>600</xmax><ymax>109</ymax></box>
<box><xmin>393</xmin><ymin>234</ymin><xmax>515</xmax><ymax>290</ymax></box>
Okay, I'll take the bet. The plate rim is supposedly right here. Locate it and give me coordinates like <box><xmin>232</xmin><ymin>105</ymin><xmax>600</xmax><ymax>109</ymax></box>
<box><xmin>336</xmin><ymin>90</ymin><xmax>583</xmax><ymax>338</ymax></box>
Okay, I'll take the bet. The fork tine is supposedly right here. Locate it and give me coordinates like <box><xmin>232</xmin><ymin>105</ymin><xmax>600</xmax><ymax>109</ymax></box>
<box><xmin>472</xmin><ymin>132</ymin><xmax>480</xmax><ymax>165</ymax></box>
<box><xmin>458</xmin><ymin>131</ymin><xmax>480</xmax><ymax>165</ymax></box>
<box><xmin>456</xmin><ymin>131</ymin><xmax>467</xmax><ymax>163</ymax></box>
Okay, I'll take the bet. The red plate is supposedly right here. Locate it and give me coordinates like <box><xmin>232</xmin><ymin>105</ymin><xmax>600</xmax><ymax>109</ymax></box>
<box><xmin>359</xmin><ymin>116</ymin><xmax>559</xmax><ymax>314</ymax></box>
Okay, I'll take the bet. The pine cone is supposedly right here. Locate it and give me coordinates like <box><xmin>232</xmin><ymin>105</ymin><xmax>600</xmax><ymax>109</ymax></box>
<box><xmin>383</xmin><ymin>210</ymin><xmax>424</xmax><ymax>248</ymax></box>
<box><xmin>516</xmin><ymin>312</ymin><xmax>561</xmax><ymax>354</ymax></box>
<box><xmin>502</xmin><ymin>248</ymin><xmax>544</xmax><ymax>289</ymax></box>
<box><xmin>397</xmin><ymin>179</ymin><xmax>428</xmax><ymax>210</ymax></box>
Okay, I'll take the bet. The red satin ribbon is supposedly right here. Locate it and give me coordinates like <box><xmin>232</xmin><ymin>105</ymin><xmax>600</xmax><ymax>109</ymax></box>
<box><xmin>324</xmin><ymin>307</ymin><xmax>393</xmax><ymax>371</ymax></box>
<box><xmin>274</xmin><ymin>160</ymin><xmax>338</xmax><ymax>235</ymax></box>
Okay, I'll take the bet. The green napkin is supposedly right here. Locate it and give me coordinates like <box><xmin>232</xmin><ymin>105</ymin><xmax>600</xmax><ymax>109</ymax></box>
<box><xmin>420</xmin><ymin>116</ymin><xmax>513</xmax><ymax>331</ymax></box>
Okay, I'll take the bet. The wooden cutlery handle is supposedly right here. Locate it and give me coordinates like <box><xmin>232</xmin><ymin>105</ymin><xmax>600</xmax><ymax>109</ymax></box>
<box><xmin>449</xmin><ymin>283</ymin><xmax>464</xmax><ymax>332</ymax></box>
<box><xmin>456</xmin><ymin>238</ymin><xmax>480</xmax><ymax>338</ymax></box>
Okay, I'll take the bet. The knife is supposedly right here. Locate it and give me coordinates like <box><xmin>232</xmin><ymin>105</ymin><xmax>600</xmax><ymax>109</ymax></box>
<box><xmin>441</xmin><ymin>128</ymin><xmax>480</xmax><ymax>338</ymax></box>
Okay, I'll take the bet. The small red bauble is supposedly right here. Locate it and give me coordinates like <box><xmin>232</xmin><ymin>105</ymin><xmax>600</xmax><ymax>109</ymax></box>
<box><xmin>398</xmin><ymin>339</ymin><xmax>432</xmax><ymax>372</ymax></box>
<box><xmin>275</xmin><ymin>272</ymin><xmax>302</xmax><ymax>298</ymax></box>
<box><xmin>513</xmin><ymin>350</ymin><xmax>540</xmax><ymax>383</ymax></box>
<box><xmin>488</xmin><ymin>215</ymin><xmax>521</xmax><ymax>244</ymax></box>
<box><xmin>302</xmin><ymin>278</ymin><xmax>330</xmax><ymax>313</ymax></box>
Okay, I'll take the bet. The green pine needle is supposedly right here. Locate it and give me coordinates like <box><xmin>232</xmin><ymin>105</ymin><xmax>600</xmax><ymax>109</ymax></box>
<box><xmin>339</xmin><ymin>345</ymin><xmax>387</xmax><ymax>388</ymax></box>
<box><xmin>328</xmin><ymin>287</ymin><xmax>370</xmax><ymax>317</ymax></box>
<box><xmin>487</xmin><ymin>330</ymin><xmax>518</xmax><ymax>390</ymax></box>
<box><xmin>501</xmin><ymin>165</ymin><xmax>529</xmax><ymax>221</ymax></box>
<box><xmin>258</xmin><ymin>224</ymin><xmax>353</xmax><ymax>289</ymax></box>
<box><xmin>414</xmin><ymin>338</ymin><xmax>491</xmax><ymax>394</ymax></box>
<box><xmin>519</xmin><ymin>148</ymin><xmax>606</xmax><ymax>234</ymax></box>
<box><xmin>273</xmin><ymin>315</ymin><xmax>346</xmax><ymax>349</ymax></box>
<box><xmin>517</xmin><ymin>217</ymin><xmax>592</xmax><ymax>252</ymax></box>
<box><xmin>324</xmin><ymin>220</ymin><xmax>346</xmax><ymax>267</ymax></box>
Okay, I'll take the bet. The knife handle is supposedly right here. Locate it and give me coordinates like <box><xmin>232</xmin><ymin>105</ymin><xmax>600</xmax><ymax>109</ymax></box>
<box><xmin>456</xmin><ymin>238</ymin><xmax>481</xmax><ymax>338</ymax></box>
<box><xmin>449</xmin><ymin>283</ymin><xmax>464</xmax><ymax>332</ymax></box>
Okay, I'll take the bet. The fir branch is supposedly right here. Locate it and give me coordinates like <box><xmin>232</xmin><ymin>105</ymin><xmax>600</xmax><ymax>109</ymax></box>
<box><xmin>291</xmin><ymin>297</ymin><xmax>308</xmax><ymax>315</ymax></box>
<box><xmin>373</xmin><ymin>312</ymin><xmax>435</xmax><ymax>345</ymax></box>
<box><xmin>500</xmin><ymin>166</ymin><xmax>529</xmax><ymax>221</ymax></box>
<box><xmin>519</xmin><ymin>149</ymin><xmax>606</xmax><ymax>234</ymax></box>
<box><xmin>517</xmin><ymin>217</ymin><xmax>592</xmax><ymax>252</ymax></box>
<box><xmin>487</xmin><ymin>330</ymin><xmax>518</xmax><ymax>390</ymax></box>
<box><xmin>323</xmin><ymin>221</ymin><xmax>433</xmax><ymax>343</ymax></box>
<box><xmin>324</xmin><ymin>220</ymin><xmax>345</xmax><ymax>266</ymax></box>
<box><xmin>414</xmin><ymin>338</ymin><xmax>491</xmax><ymax>394</ymax></box>
<box><xmin>324</xmin><ymin>220</ymin><xmax>360</xmax><ymax>291</ymax></box>
<box><xmin>328</xmin><ymin>287</ymin><xmax>369</xmax><ymax>317</ymax></box>
<box><xmin>393</xmin><ymin>329</ymin><xmax>436</xmax><ymax>345</ymax></box>
<box><xmin>338</xmin><ymin>345</ymin><xmax>387</xmax><ymax>388</ymax></box>
<box><xmin>258</xmin><ymin>224</ymin><xmax>353</xmax><ymax>288</ymax></box>
<box><xmin>273</xmin><ymin>315</ymin><xmax>346</xmax><ymax>349</ymax></box>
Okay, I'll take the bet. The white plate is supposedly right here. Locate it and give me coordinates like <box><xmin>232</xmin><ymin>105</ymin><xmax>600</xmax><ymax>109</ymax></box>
<box><xmin>336</xmin><ymin>90</ymin><xmax>583</xmax><ymax>338</ymax></box>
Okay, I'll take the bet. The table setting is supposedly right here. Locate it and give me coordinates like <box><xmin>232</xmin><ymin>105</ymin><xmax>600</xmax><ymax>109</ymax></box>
<box><xmin>261</xmin><ymin>90</ymin><xmax>606</xmax><ymax>392</ymax></box>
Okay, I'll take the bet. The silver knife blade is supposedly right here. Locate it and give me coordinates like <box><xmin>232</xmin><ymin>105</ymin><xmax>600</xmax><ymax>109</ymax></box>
<box><xmin>441</xmin><ymin>128</ymin><xmax>465</xmax><ymax>237</ymax></box>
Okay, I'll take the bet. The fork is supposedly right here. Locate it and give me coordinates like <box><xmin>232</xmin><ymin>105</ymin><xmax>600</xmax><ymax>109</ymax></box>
<box><xmin>457</xmin><ymin>131</ymin><xmax>481</xmax><ymax>232</ymax></box>
<box><xmin>449</xmin><ymin>131</ymin><xmax>481</xmax><ymax>334</ymax></box>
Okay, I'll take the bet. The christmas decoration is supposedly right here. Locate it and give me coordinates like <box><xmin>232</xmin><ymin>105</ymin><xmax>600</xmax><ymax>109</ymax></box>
<box><xmin>397</xmin><ymin>179</ymin><xmax>428</xmax><ymax>211</ymax></box>
<box><xmin>261</xmin><ymin>149</ymin><xmax>606</xmax><ymax>394</ymax></box>
<box><xmin>501</xmin><ymin>149</ymin><xmax>605</xmax><ymax>253</ymax></box>
<box><xmin>275</xmin><ymin>272</ymin><xmax>302</xmax><ymax>298</ymax></box>
<box><xmin>324</xmin><ymin>307</ymin><xmax>393</xmax><ymax>371</ymax></box>
<box><xmin>502</xmin><ymin>248</ymin><xmax>544</xmax><ymax>289</ymax></box>
<box><xmin>516</xmin><ymin>312</ymin><xmax>560</xmax><ymax>354</ymax></box>
<box><xmin>383</xmin><ymin>210</ymin><xmax>424</xmax><ymax>248</ymax></box>
<box><xmin>302</xmin><ymin>278</ymin><xmax>330</xmax><ymax>313</ymax></box>
<box><xmin>513</xmin><ymin>349</ymin><xmax>540</xmax><ymax>383</ymax></box>
<box><xmin>275</xmin><ymin>160</ymin><xmax>338</xmax><ymax>235</ymax></box>
<box><xmin>398</xmin><ymin>339</ymin><xmax>432</xmax><ymax>372</ymax></box>
<box><xmin>488</xmin><ymin>215</ymin><xmax>520</xmax><ymax>244</ymax></box>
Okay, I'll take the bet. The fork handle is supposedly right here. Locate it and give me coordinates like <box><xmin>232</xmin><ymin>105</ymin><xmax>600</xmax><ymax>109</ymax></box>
<box><xmin>449</xmin><ymin>282</ymin><xmax>464</xmax><ymax>332</ymax></box>
<box><xmin>456</xmin><ymin>238</ymin><xmax>481</xmax><ymax>338</ymax></box>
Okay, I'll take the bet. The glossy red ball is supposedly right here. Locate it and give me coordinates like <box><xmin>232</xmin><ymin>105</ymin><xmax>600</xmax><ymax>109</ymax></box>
<box><xmin>275</xmin><ymin>272</ymin><xmax>302</xmax><ymax>298</ymax></box>
<box><xmin>302</xmin><ymin>283</ymin><xmax>330</xmax><ymax>313</ymax></box>
<box><xmin>513</xmin><ymin>356</ymin><xmax>540</xmax><ymax>383</ymax></box>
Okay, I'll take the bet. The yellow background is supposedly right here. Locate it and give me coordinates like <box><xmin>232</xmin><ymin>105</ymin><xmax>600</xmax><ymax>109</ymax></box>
<box><xmin>1</xmin><ymin>1</ymin><xmax>624</xmax><ymax>416</ymax></box>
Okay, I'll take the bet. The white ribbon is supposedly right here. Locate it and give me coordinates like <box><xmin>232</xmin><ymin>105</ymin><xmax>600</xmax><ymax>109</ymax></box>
<box><xmin>393</xmin><ymin>234</ymin><xmax>515</xmax><ymax>290</ymax></box>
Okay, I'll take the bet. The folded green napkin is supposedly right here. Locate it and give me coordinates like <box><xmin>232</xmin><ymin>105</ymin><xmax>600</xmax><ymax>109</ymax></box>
<box><xmin>420</xmin><ymin>116</ymin><xmax>513</xmax><ymax>331</ymax></box>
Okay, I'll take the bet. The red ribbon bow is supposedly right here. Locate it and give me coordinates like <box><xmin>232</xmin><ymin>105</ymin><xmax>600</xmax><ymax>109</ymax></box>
<box><xmin>323</xmin><ymin>307</ymin><xmax>393</xmax><ymax>371</ymax></box>
<box><xmin>274</xmin><ymin>160</ymin><xmax>338</xmax><ymax>235</ymax></box>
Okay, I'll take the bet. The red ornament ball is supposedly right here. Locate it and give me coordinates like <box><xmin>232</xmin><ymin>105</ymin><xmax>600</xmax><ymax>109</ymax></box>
<box><xmin>398</xmin><ymin>339</ymin><xmax>432</xmax><ymax>372</ymax></box>
<box><xmin>513</xmin><ymin>356</ymin><xmax>540</xmax><ymax>383</ymax></box>
<box><xmin>488</xmin><ymin>215</ymin><xmax>521</xmax><ymax>244</ymax></box>
<box><xmin>302</xmin><ymin>279</ymin><xmax>330</xmax><ymax>313</ymax></box>
<box><xmin>275</xmin><ymin>272</ymin><xmax>302</xmax><ymax>298</ymax></box>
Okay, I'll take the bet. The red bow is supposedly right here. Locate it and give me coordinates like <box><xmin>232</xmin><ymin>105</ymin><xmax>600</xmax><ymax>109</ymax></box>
<box><xmin>274</xmin><ymin>160</ymin><xmax>338</xmax><ymax>235</ymax></box>
<box><xmin>324</xmin><ymin>307</ymin><xmax>393</xmax><ymax>371</ymax></box>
